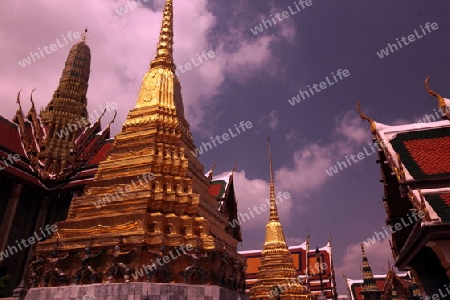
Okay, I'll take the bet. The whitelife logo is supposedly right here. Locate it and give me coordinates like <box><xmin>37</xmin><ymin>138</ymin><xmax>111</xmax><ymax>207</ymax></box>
<box><xmin>250</xmin><ymin>0</ymin><xmax>313</xmax><ymax>35</ymax></box>
<box><xmin>55</xmin><ymin>102</ymin><xmax>118</xmax><ymax>139</ymax></box>
<box><xmin>363</xmin><ymin>210</ymin><xmax>425</xmax><ymax>247</ymax></box>
<box><xmin>131</xmin><ymin>244</ymin><xmax>193</xmax><ymax>280</ymax></box>
<box><xmin>288</xmin><ymin>69</ymin><xmax>350</xmax><ymax>106</ymax></box>
<box><xmin>228</xmin><ymin>192</ymin><xmax>291</xmax><ymax>229</ymax></box>
<box><xmin>18</xmin><ymin>31</ymin><xmax>82</xmax><ymax>68</ymax></box>
<box><xmin>190</xmin><ymin>121</ymin><xmax>253</xmax><ymax>157</ymax></box>
<box><xmin>376</xmin><ymin>22</ymin><xmax>439</xmax><ymax>59</ymax></box>
<box><xmin>0</xmin><ymin>224</ymin><xmax>58</xmax><ymax>261</ymax></box>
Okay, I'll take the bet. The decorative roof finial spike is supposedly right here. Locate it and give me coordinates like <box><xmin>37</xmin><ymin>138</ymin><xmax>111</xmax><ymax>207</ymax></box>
<box><xmin>30</xmin><ymin>88</ymin><xmax>36</xmax><ymax>101</ymax></box>
<box><xmin>232</xmin><ymin>160</ymin><xmax>237</xmax><ymax>173</ymax></box>
<box><xmin>267</xmin><ymin>136</ymin><xmax>279</xmax><ymax>222</ymax></box>
<box><xmin>356</xmin><ymin>101</ymin><xmax>377</xmax><ymax>134</ymax></box>
<box><xmin>150</xmin><ymin>0</ymin><xmax>175</xmax><ymax>70</ymax></box>
<box><xmin>16</xmin><ymin>90</ymin><xmax>22</xmax><ymax>106</ymax></box>
<box><xmin>425</xmin><ymin>77</ymin><xmax>449</xmax><ymax>118</ymax></box>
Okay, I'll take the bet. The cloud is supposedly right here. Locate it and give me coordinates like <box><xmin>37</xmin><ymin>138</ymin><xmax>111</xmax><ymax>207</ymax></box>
<box><xmin>216</xmin><ymin>112</ymin><xmax>372</xmax><ymax>246</ymax></box>
<box><xmin>285</xmin><ymin>128</ymin><xmax>298</xmax><ymax>140</ymax></box>
<box><xmin>276</xmin><ymin>111</ymin><xmax>371</xmax><ymax>197</ymax></box>
<box><xmin>259</xmin><ymin>109</ymin><xmax>279</xmax><ymax>130</ymax></box>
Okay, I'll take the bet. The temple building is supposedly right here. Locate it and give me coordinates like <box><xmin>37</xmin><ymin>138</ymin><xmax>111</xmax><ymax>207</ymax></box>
<box><xmin>1</xmin><ymin>0</ymin><xmax>246</xmax><ymax>298</ymax></box>
<box><xmin>0</xmin><ymin>33</ymin><xmax>113</xmax><ymax>296</ymax></box>
<box><xmin>240</xmin><ymin>239</ymin><xmax>338</xmax><ymax>299</ymax></box>
<box><xmin>248</xmin><ymin>140</ymin><xmax>312</xmax><ymax>300</ymax></box>
<box><xmin>357</xmin><ymin>77</ymin><xmax>450</xmax><ymax>295</ymax></box>
<box><xmin>343</xmin><ymin>244</ymin><xmax>420</xmax><ymax>300</ymax></box>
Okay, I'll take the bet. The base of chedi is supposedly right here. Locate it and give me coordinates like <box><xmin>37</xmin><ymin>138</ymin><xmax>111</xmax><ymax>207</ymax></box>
<box><xmin>19</xmin><ymin>282</ymin><xmax>249</xmax><ymax>300</ymax></box>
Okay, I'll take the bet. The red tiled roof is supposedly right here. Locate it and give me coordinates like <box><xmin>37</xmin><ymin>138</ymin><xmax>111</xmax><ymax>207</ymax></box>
<box><xmin>389</xmin><ymin>127</ymin><xmax>450</xmax><ymax>181</ymax></box>
<box><xmin>441</xmin><ymin>194</ymin><xmax>450</xmax><ymax>206</ymax></box>
<box><xmin>403</xmin><ymin>137</ymin><xmax>450</xmax><ymax>175</ymax></box>
<box><xmin>0</xmin><ymin>116</ymin><xmax>26</xmax><ymax>156</ymax></box>
<box><xmin>87</xmin><ymin>140</ymin><xmax>113</xmax><ymax>166</ymax></box>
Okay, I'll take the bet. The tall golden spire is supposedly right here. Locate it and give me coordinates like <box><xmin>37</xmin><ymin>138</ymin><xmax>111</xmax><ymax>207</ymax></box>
<box><xmin>130</xmin><ymin>0</ymin><xmax>185</xmax><ymax>115</ymax></box>
<box><xmin>250</xmin><ymin>140</ymin><xmax>311</xmax><ymax>299</ymax></box>
<box><xmin>150</xmin><ymin>0</ymin><xmax>175</xmax><ymax>70</ymax></box>
<box><xmin>268</xmin><ymin>137</ymin><xmax>279</xmax><ymax>222</ymax></box>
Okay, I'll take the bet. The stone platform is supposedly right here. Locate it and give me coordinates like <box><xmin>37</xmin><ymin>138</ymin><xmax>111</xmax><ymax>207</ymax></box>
<box><xmin>20</xmin><ymin>283</ymin><xmax>248</xmax><ymax>300</ymax></box>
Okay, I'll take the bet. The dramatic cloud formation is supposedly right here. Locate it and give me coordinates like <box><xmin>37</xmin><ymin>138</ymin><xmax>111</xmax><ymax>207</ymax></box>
<box><xmin>276</xmin><ymin>111</ymin><xmax>371</xmax><ymax>197</ymax></box>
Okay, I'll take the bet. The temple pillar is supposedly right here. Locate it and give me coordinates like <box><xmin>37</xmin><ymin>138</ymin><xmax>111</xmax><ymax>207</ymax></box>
<box><xmin>13</xmin><ymin>194</ymin><xmax>51</xmax><ymax>300</ymax></box>
<box><xmin>0</xmin><ymin>183</ymin><xmax>23</xmax><ymax>257</ymax></box>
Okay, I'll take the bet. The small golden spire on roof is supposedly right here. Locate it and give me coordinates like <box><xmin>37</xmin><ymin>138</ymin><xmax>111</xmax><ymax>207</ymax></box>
<box><xmin>425</xmin><ymin>77</ymin><xmax>448</xmax><ymax>118</ymax></box>
<box><xmin>356</xmin><ymin>101</ymin><xmax>377</xmax><ymax>134</ymax></box>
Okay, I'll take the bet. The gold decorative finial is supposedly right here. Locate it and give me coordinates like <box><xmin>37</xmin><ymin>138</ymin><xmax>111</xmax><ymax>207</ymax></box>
<box><xmin>328</xmin><ymin>231</ymin><xmax>333</xmax><ymax>244</ymax></box>
<box><xmin>267</xmin><ymin>136</ymin><xmax>279</xmax><ymax>222</ymax></box>
<box><xmin>425</xmin><ymin>77</ymin><xmax>448</xmax><ymax>116</ymax></box>
<box><xmin>150</xmin><ymin>0</ymin><xmax>175</xmax><ymax>70</ymax></box>
<box><xmin>30</xmin><ymin>88</ymin><xmax>36</xmax><ymax>107</ymax></box>
<box><xmin>306</xmin><ymin>228</ymin><xmax>311</xmax><ymax>240</ymax></box>
<box><xmin>82</xmin><ymin>27</ymin><xmax>88</xmax><ymax>42</ymax></box>
<box><xmin>356</xmin><ymin>101</ymin><xmax>377</xmax><ymax>134</ymax></box>
<box><xmin>16</xmin><ymin>90</ymin><xmax>22</xmax><ymax>104</ymax></box>
<box><xmin>111</xmin><ymin>110</ymin><xmax>117</xmax><ymax>124</ymax></box>
<box><xmin>232</xmin><ymin>160</ymin><xmax>237</xmax><ymax>173</ymax></box>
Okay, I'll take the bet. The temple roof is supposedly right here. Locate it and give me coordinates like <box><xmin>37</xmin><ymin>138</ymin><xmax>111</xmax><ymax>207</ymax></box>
<box><xmin>346</xmin><ymin>273</ymin><xmax>411</xmax><ymax>300</ymax></box>
<box><xmin>0</xmin><ymin>112</ymin><xmax>112</xmax><ymax>190</ymax></box>
<box><xmin>374</xmin><ymin>120</ymin><xmax>450</xmax><ymax>182</ymax></box>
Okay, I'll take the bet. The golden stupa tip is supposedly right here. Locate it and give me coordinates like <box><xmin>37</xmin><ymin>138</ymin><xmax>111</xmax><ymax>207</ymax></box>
<box><xmin>267</xmin><ymin>136</ymin><xmax>279</xmax><ymax>222</ymax></box>
<box><xmin>150</xmin><ymin>0</ymin><xmax>175</xmax><ymax>70</ymax></box>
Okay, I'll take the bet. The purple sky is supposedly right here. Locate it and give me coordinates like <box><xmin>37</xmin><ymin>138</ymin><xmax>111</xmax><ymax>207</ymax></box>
<box><xmin>1</xmin><ymin>0</ymin><xmax>450</xmax><ymax>294</ymax></box>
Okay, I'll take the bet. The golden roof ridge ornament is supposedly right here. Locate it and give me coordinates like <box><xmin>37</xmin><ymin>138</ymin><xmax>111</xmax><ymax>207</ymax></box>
<box><xmin>267</xmin><ymin>136</ymin><xmax>279</xmax><ymax>222</ymax></box>
<box><xmin>356</xmin><ymin>101</ymin><xmax>377</xmax><ymax>134</ymax></box>
<box><xmin>30</xmin><ymin>88</ymin><xmax>36</xmax><ymax>107</ymax></box>
<box><xmin>16</xmin><ymin>89</ymin><xmax>22</xmax><ymax>106</ymax></box>
<box><xmin>425</xmin><ymin>77</ymin><xmax>449</xmax><ymax>118</ymax></box>
<box><xmin>150</xmin><ymin>0</ymin><xmax>175</xmax><ymax>70</ymax></box>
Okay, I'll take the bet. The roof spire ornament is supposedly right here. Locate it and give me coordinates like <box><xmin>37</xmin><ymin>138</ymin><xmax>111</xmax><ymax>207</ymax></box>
<box><xmin>356</xmin><ymin>101</ymin><xmax>377</xmax><ymax>134</ymax></box>
<box><xmin>425</xmin><ymin>77</ymin><xmax>449</xmax><ymax>119</ymax></box>
<box><xmin>30</xmin><ymin>88</ymin><xmax>36</xmax><ymax>104</ymax></box>
<box><xmin>16</xmin><ymin>90</ymin><xmax>22</xmax><ymax>106</ymax></box>
<box><xmin>150</xmin><ymin>0</ymin><xmax>175</xmax><ymax>70</ymax></box>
